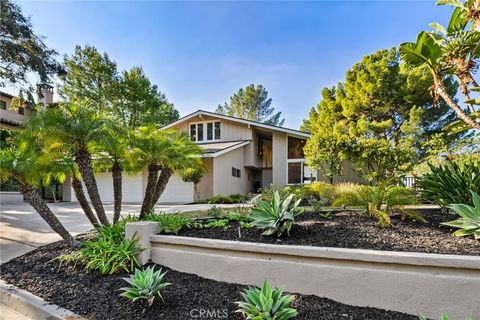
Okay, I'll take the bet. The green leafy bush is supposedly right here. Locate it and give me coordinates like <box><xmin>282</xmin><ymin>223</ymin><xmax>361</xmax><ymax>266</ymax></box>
<box><xmin>441</xmin><ymin>191</ymin><xmax>480</xmax><ymax>239</ymax></box>
<box><xmin>305</xmin><ymin>181</ymin><xmax>335</xmax><ymax>205</ymax></box>
<box><xmin>120</xmin><ymin>266</ymin><xmax>171</xmax><ymax>306</ymax></box>
<box><xmin>418</xmin><ymin>161</ymin><xmax>480</xmax><ymax>207</ymax></box>
<box><xmin>259</xmin><ymin>184</ymin><xmax>305</xmax><ymax>203</ymax></box>
<box><xmin>236</xmin><ymin>280</ymin><xmax>297</xmax><ymax>320</ymax></box>
<box><xmin>81</xmin><ymin>231</ymin><xmax>143</xmax><ymax>275</ymax></box>
<box><xmin>418</xmin><ymin>312</ymin><xmax>472</xmax><ymax>320</ymax></box>
<box><xmin>333</xmin><ymin>185</ymin><xmax>422</xmax><ymax>227</ymax></box>
<box><xmin>208</xmin><ymin>205</ymin><xmax>223</xmax><ymax>218</ymax></box>
<box><xmin>143</xmin><ymin>212</ymin><xmax>191</xmax><ymax>234</ymax></box>
<box><xmin>200</xmin><ymin>194</ymin><xmax>248</xmax><ymax>204</ymax></box>
<box><xmin>251</xmin><ymin>191</ymin><xmax>304</xmax><ymax>237</ymax></box>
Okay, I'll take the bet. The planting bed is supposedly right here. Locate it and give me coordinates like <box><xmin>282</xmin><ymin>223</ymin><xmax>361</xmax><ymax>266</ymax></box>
<box><xmin>0</xmin><ymin>239</ymin><xmax>417</xmax><ymax>320</ymax></box>
<box><xmin>178</xmin><ymin>210</ymin><xmax>480</xmax><ymax>255</ymax></box>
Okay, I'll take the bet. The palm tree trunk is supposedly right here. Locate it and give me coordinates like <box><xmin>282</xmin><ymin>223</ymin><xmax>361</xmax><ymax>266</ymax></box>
<box><xmin>150</xmin><ymin>168</ymin><xmax>173</xmax><ymax>209</ymax></box>
<box><xmin>22</xmin><ymin>184</ymin><xmax>79</xmax><ymax>248</ymax></box>
<box><xmin>112</xmin><ymin>161</ymin><xmax>122</xmax><ymax>224</ymax></box>
<box><xmin>75</xmin><ymin>148</ymin><xmax>110</xmax><ymax>225</ymax></box>
<box><xmin>139</xmin><ymin>163</ymin><xmax>160</xmax><ymax>219</ymax></box>
<box><xmin>435</xmin><ymin>77</ymin><xmax>480</xmax><ymax>130</ymax></box>
<box><xmin>71</xmin><ymin>176</ymin><xmax>100</xmax><ymax>228</ymax></box>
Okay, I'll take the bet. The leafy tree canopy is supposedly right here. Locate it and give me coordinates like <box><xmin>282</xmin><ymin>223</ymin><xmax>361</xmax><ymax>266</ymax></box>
<box><xmin>59</xmin><ymin>45</ymin><xmax>178</xmax><ymax>128</ymax></box>
<box><xmin>304</xmin><ymin>48</ymin><xmax>460</xmax><ymax>183</ymax></box>
<box><xmin>216</xmin><ymin>84</ymin><xmax>285</xmax><ymax>126</ymax></box>
<box><xmin>0</xmin><ymin>0</ymin><xmax>62</xmax><ymax>102</ymax></box>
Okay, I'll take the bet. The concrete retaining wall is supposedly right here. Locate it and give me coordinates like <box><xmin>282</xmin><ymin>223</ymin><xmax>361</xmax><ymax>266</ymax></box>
<box><xmin>126</xmin><ymin>221</ymin><xmax>480</xmax><ymax>319</ymax></box>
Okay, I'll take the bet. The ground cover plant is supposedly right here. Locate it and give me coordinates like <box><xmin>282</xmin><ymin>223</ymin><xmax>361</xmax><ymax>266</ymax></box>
<box><xmin>142</xmin><ymin>212</ymin><xmax>191</xmax><ymax>234</ymax></box>
<box><xmin>196</xmin><ymin>194</ymin><xmax>249</xmax><ymax>204</ymax></box>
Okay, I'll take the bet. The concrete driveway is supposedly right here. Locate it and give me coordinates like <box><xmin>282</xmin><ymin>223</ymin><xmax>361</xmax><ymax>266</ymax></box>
<box><xmin>0</xmin><ymin>201</ymin><xmax>240</xmax><ymax>264</ymax></box>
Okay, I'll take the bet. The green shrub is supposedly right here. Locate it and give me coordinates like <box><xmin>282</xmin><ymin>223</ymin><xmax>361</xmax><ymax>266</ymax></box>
<box><xmin>308</xmin><ymin>198</ymin><xmax>329</xmax><ymax>211</ymax></box>
<box><xmin>193</xmin><ymin>218</ymin><xmax>229</xmax><ymax>229</ymax></box>
<box><xmin>120</xmin><ymin>266</ymin><xmax>171</xmax><ymax>306</ymax></box>
<box><xmin>418</xmin><ymin>312</ymin><xmax>472</xmax><ymax>320</ymax></box>
<box><xmin>236</xmin><ymin>280</ymin><xmax>297</xmax><ymax>320</ymax></box>
<box><xmin>418</xmin><ymin>161</ymin><xmax>480</xmax><ymax>207</ymax></box>
<box><xmin>251</xmin><ymin>191</ymin><xmax>304</xmax><ymax>237</ymax></box>
<box><xmin>259</xmin><ymin>184</ymin><xmax>305</xmax><ymax>203</ymax></box>
<box><xmin>208</xmin><ymin>205</ymin><xmax>223</xmax><ymax>218</ymax></box>
<box><xmin>203</xmin><ymin>194</ymin><xmax>248</xmax><ymax>204</ymax></box>
<box><xmin>441</xmin><ymin>191</ymin><xmax>480</xmax><ymax>239</ymax></box>
<box><xmin>143</xmin><ymin>212</ymin><xmax>191</xmax><ymax>234</ymax></box>
<box><xmin>333</xmin><ymin>185</ymin><xmax>423</xmax><ymax>227</ymax></box>
<box><xmin>81</xmin><ymin>231</ymin><xmax>143</xmax><ymax>275</ymax></box>
<box><xmin>305</xmin><ymin>182</ymin><xmax>335</xmax><ymax>205</ymax></box>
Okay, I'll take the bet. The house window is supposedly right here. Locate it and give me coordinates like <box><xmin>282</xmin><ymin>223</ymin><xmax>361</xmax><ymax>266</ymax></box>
<box><xmin>287</xmin><ymin>161</ymin><xmax>314</xmax><ymax>184</ymax></box>
<box><xmin>232</xmin><ymin>167</ymin><xmax>241</xmax><ymax>178</ymax></box>
<box><xmin>190</xmin><ymin>121</ymin><xmax>221</xmax><ymax>142</ymax></box>
<box><xmin>18</xmin><ymin>106</ymin><xmax>24</xmax><ymax>115</ymax></box>
<box><xmin>0</xmin><ymin>101</ymin><xmax>6</xmax><ymax>110</ymax></box>
<box><xmin>190</xmin><ymin>124</ymin><xmax>197</xmax><ymax>141</ymax></box>
<box><xmin>287</xmin><ymin>136</ymin><xmax>305</xmax><ymax>159</ymax></box>
<box><xmin>197</xmin><ymin>123</ymin><xmax>204</xmax><ymax>141</ymax></box>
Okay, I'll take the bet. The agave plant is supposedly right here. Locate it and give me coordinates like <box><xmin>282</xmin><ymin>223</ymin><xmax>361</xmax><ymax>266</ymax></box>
<box><xmin>441</xmin><ymin>191</ymin><xmax>480</xmax><ymax>239</ymax></box>
<box><xmin>236</xmin><ymin>280</ymin><xmax>297</xmax><ymax>320</ymax></box>
<box><xmin>418</xmin><ymin>311</ymin><xmax>473</xmax><ymax>320</ymax></box>
<box><xmin>120</xmin><ymin>266</ymin><xmax>171</xmax><ymax>306</ymax></box>
<box><xmin>251</xmin><ymin>191</ymin><xmax>304</xmax><ymax>237</ymax></box>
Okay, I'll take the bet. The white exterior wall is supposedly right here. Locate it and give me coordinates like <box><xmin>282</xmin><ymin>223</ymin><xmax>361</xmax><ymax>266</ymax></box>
<box><xmin>157</xmin><ymin>174</ymin><xmax>194</xmax><ymax>204</ymax></box>
<box><xmin>272</xmin><ymin>132</ymin><xmax>287</xmax><ymax>185</ymax></box>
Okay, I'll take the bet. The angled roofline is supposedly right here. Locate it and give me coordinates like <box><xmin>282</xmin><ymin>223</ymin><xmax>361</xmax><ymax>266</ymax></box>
<box><xmin>203</xmin><ymin>140</ymin><xmax>251</xmax><ymax>158</ymax></box>
<box><xmin>162</xmin><ymin>110</ymin><xmax>310</xmax><ymax>138</ymax></box>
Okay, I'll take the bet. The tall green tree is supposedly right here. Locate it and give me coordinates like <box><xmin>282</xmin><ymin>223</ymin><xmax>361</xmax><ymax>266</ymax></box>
<box><xmin>0</xmin><ymin>0</ymin><xmax>62</xmax><ymax>102</ymax></box>
<box><xmin>305</xmin><ymin>48</ymin><xmax>459</xmax><ymax>183</ymax></box>
<box><xmin>216</xmin><ymin>84</ymin><xmax>285</xmax><ymax>126</ymax></box>
<box><xmin>0</xmin><ymin>147</ymin><xmax>79</xmax><ymax>248</ymax></box>
<box><xmin>116</xmin><ymin>67</ymin><xmax>179</xmax><ymax>128</ymax></box>
<box><xmin>59</xmin><ymin>45</ymin><xmax>119</xmax><ymax>114</ymax></box>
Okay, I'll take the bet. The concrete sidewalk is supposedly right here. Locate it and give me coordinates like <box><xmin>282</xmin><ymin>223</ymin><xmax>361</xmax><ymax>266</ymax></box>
<box><xmin>0</xmin><ymin>201</ymin><xmax>239</xmax><ymax>264</ymax></box>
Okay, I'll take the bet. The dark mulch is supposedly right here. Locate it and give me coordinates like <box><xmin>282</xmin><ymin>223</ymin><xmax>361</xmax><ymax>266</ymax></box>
<box><xmin>0</xmin><ymin>239</ymin><xmax>417</xmax><ymax>320</ymax></box>
<box><xmin>178</xmin><ymin>209</ymin><xmax>480</xmax><ymax>256</ymax></box>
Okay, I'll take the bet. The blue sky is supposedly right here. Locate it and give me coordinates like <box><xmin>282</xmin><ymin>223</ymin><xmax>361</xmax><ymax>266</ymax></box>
<box><xmin>16</xmin><ymin>0</ymin><xmax>452</xmax><ymax>129</ymax></box>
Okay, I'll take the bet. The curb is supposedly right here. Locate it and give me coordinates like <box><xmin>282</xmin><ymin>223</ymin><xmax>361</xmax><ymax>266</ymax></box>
<box><xmin>0</xmin><ymin>279</ymin><xmax>85</xmax><ymax>320</ymax></box>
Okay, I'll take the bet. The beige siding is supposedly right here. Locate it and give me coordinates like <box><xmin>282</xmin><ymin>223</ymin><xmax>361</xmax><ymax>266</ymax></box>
<box><xmin>272</xmin><ymin>132</ymin><xmax>287</xmax><ymax>185</ymax></box>
<box><xmin>167</xmin><ymin>114</ymin><xmax>252</xmax><ymax>142</ymax></box>
<box><xmin>244</xmin><ymin>134</ymin><xmax>262</xmax><ymax>168</ymax></box>
<box><xmin>212</xmin><ymin>147</ymin><xmax>251</xmax><ymax>196</ymax></box>
<box><xmin>195</xmin><ymin>158</ymin><xmax>214</xmax><ymax>200</ymax></box>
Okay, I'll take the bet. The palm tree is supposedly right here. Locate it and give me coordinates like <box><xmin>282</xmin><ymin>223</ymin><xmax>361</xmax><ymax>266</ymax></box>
<box><xmin>94</xmin><ymin>120</ymin><xmax>132</xmax><ymax>224</ymax></box>
<box><xmin>40</xmin><ymin>151</ymin><xmax>100</xmax><ymax>228</ymax></box>
<box><xmin>399</xmin><ymin>31</ymin><xmax>480</xmax><ymax>130</ymax></box>
<box><xmin>131</xmin><ymin>127</ymin><xmax>204</xmax><ymax>218</ymax></box>
<box><xmin>437</xmin><ymin>0</ymin><xmax>480</xmax><ymax>31</ymax></box>
<box><xmin>0</xmin><ymin>147</ymin><xmax>79</xmax><ymax>248</ymax></box>
<box><xmin>33</xmin><ymin>103</ymin><xmax>110</xmax><ymax>225</ymax></box>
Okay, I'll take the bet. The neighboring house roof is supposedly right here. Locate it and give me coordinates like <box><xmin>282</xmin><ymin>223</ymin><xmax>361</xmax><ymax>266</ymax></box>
<box><xmin>199</xmin><ymin>140</ymin><xmax>250</xmax><ymax>158</ymax></box>
<box><xmin>162</xmin><ymin>109</ymin><xmax>310</xmax><ymax>138</ymax></box>
<box><xmin>0</xmin><ymin>91</ymin><xmax>14</xmax><ymax>99</ymax></box>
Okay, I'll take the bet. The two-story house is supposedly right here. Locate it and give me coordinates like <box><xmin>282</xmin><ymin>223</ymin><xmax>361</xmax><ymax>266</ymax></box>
<box><xmin>64</xmin><ymin>109</ymin><xmax>360</xmax><ymax>204</ymax></box>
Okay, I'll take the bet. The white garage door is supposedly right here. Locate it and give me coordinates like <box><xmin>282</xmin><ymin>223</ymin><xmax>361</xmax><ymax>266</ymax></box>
<box><xmin>157</xmin><ymin>174</ymin><xmax>194</xmax><ymax>204</ymax></box>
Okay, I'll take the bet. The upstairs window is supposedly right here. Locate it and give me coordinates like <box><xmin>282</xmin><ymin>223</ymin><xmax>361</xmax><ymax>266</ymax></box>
<box><xmin>18</xmin><ymin>106</ymin><xmax>24</xmax><ymax>115</ymax></box>
<box><xmin>288</xmin><ymin>136</ymin><xmax>305</xmax><ymax>159</ymax></box>
<box><xmin>0</xmin><ymin>101</ymin><xmax>6</xmax><ymax>110</ymax></box>
<box><xmin>190</xmin><ymin>121</ymin><xmax>221</xmax><ymax>142</ymax></box>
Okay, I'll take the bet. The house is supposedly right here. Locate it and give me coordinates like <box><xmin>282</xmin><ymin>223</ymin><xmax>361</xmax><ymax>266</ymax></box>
<box><xmin>0</xmin><ymin>85</ymin><xmax>54</xmax><ymax>130</ymax></box>
<box><xmin>64</xmin><ymin>109</ymin><xmax>360</xmax><ymax>204</ymax></box>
